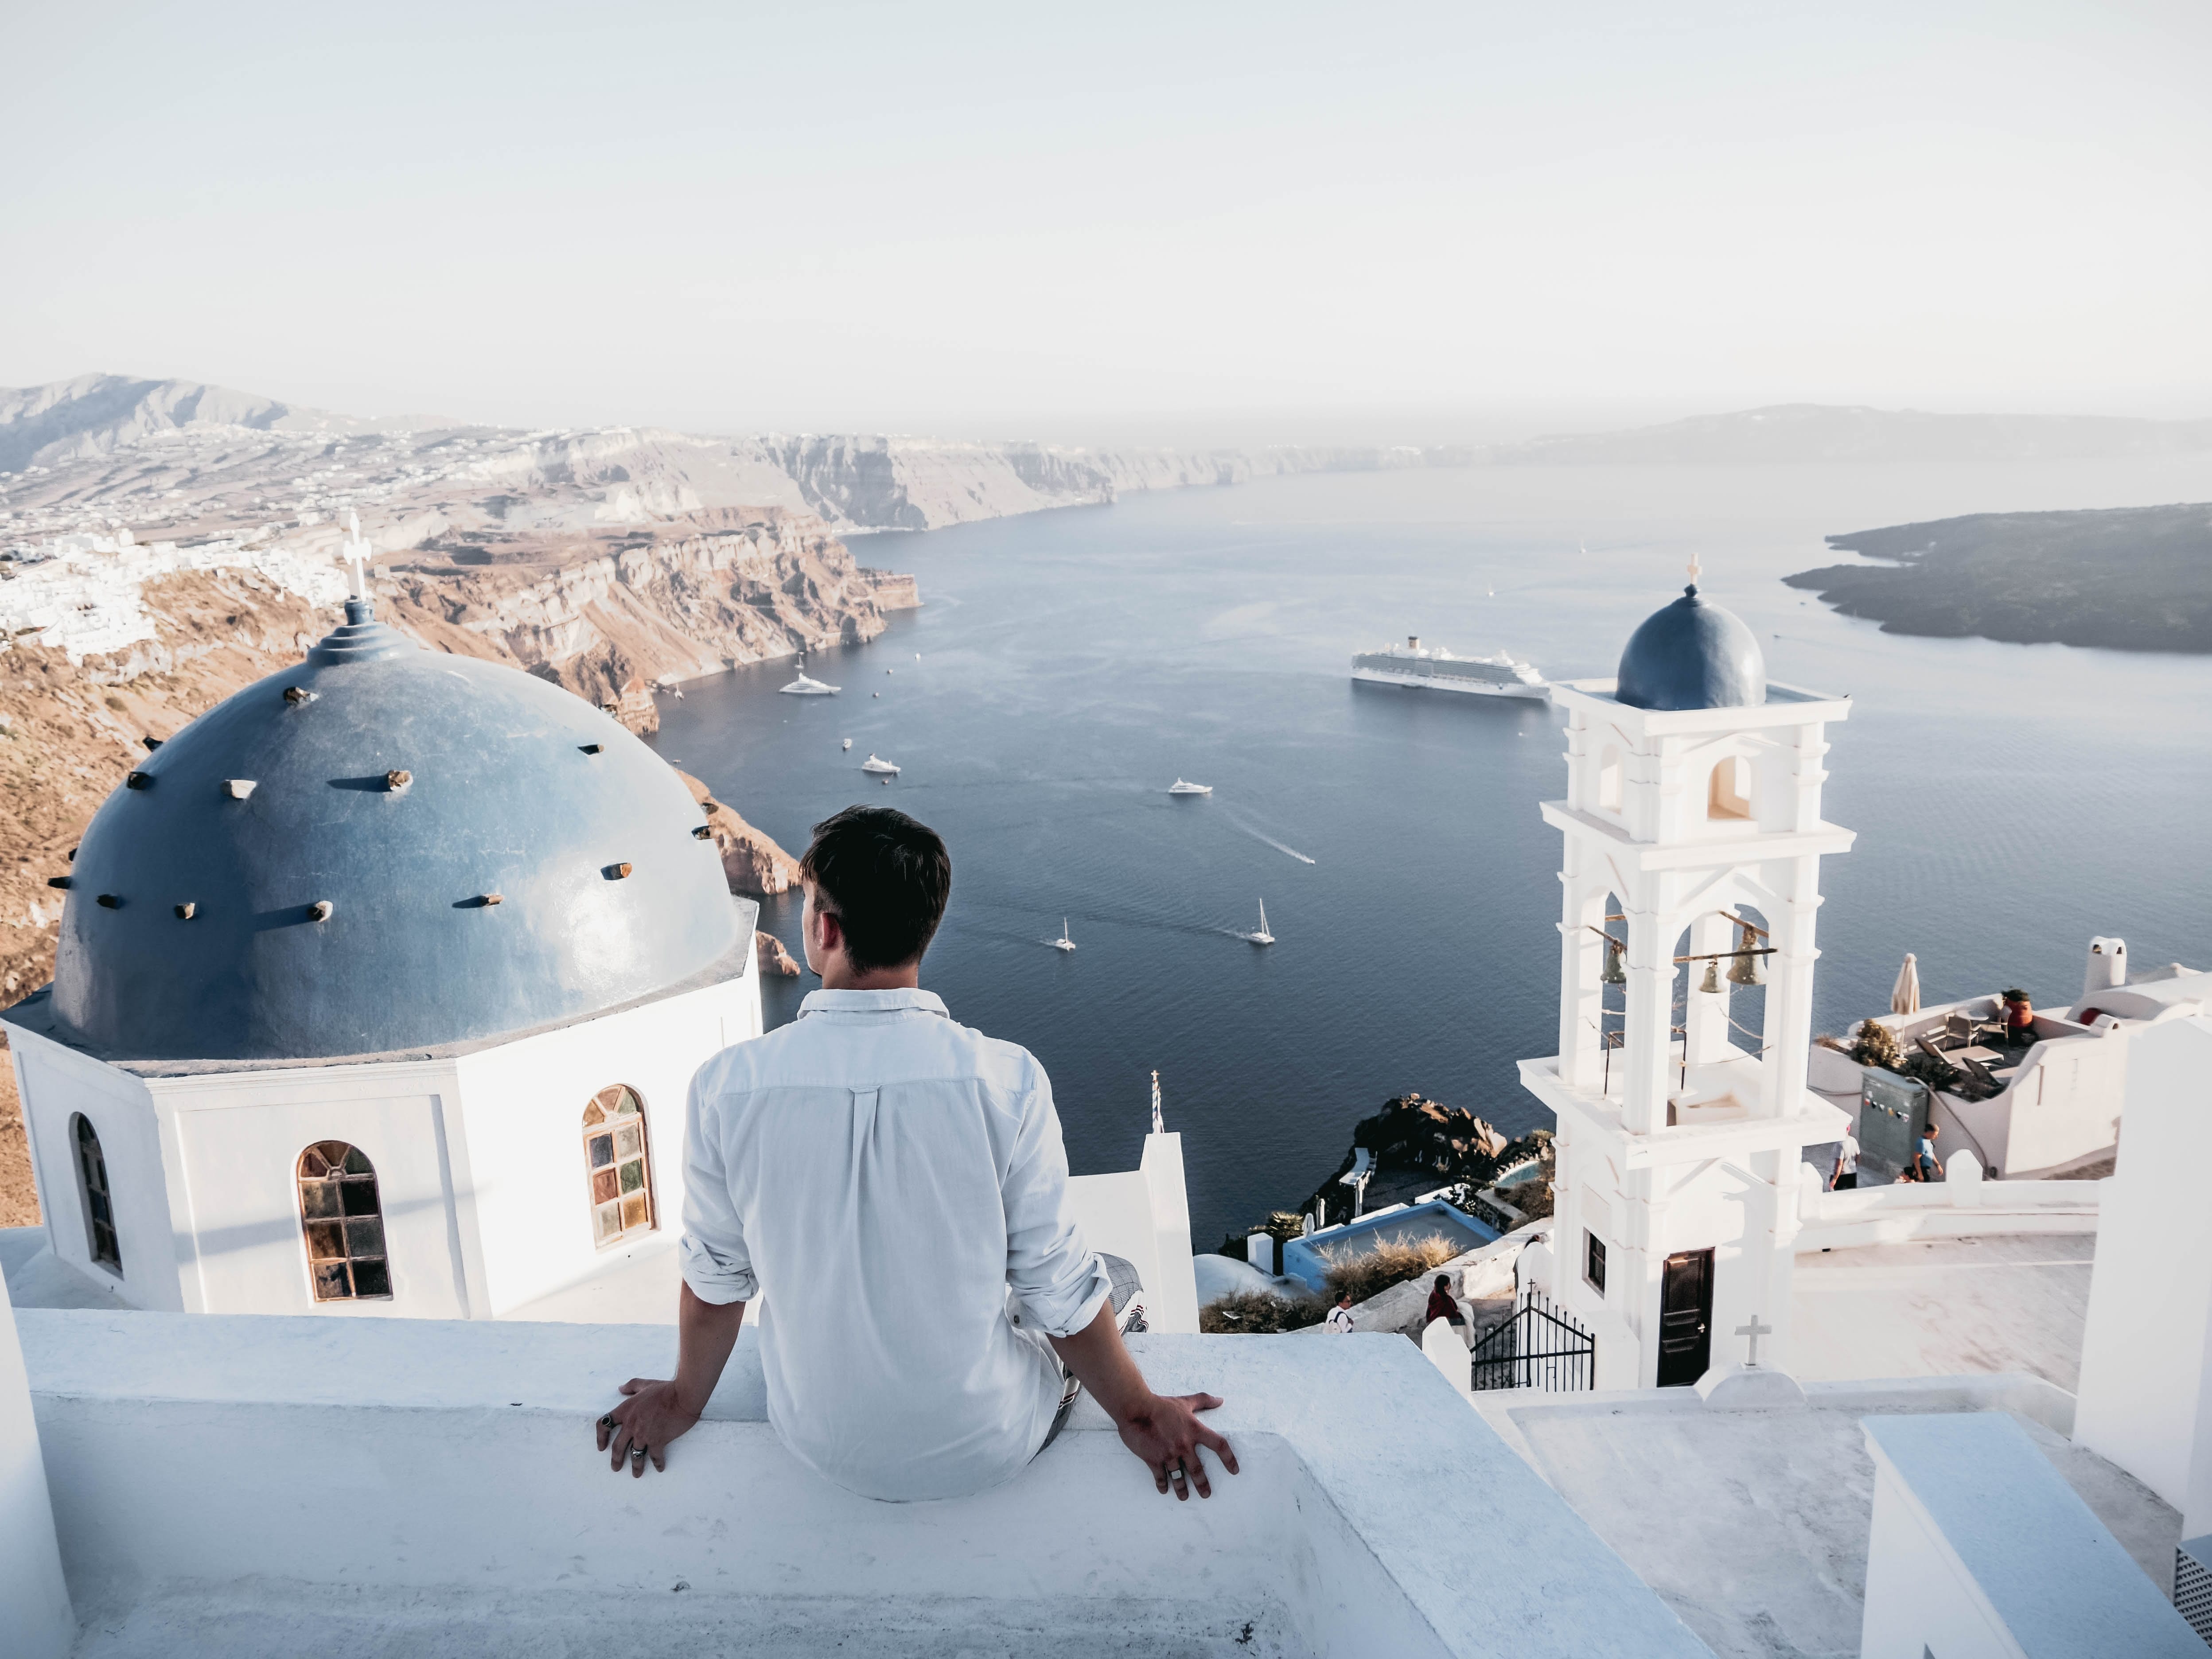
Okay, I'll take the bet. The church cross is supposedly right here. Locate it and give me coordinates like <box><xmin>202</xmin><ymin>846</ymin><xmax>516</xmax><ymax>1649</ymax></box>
<box><xmin>343</xmin><ymin>511</ymin><xmax>369</xmax><ymax>601</ymax></box>
<box><xmin>1735</xmin><ymin>1313</ymin><xmax>1772</xmax><ymax>1367</ymax></box>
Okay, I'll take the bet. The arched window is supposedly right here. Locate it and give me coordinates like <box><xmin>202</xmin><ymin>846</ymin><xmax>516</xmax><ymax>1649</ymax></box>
<box><xmin>584</xmin><ymin>1086</ymin><xmax>655</xmax><ymax>1247</ymax></box>
<box><xmin>1597</xmin><ymin>744</ymin><xmax>1623</xmax><ymax>814</ymax></box>
<box><xmin>1707</xmin><ymin>755</ymin><xmax>1752</xmax><ymax>821</ymax></box>
<box><xmin>297</xmin><ymin>1141</ymin><xmax>390</xmax><ymax>1301</ymax></box>
<box><xmin>72</xmin><ymin>1114</ymin><xmax>121</xmax><ymax>1273</ymax></box>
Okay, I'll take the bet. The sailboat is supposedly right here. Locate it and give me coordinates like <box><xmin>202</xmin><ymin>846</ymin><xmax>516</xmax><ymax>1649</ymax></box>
<box><xmin>1245</xmin><ymin>899</ymin><xmax>1274</xmax><ymax>946</ymax></box>
<box><xmin>1048</xmin><ymin>917</ymin><xmax>1076</xmax><ymax>953</ymax></box>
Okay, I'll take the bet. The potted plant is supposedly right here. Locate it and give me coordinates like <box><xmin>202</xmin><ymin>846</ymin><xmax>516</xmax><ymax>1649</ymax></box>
<box><xmin>2002</xmin><ymin>988</ymin><xmax>2033</xmax><ymax>1041</ymax></box>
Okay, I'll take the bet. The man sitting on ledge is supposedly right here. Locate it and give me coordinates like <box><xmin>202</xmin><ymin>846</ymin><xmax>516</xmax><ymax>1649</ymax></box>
<box><xmin>597</xmin><ymin>804</ymin><xmax>1237</xmax><ymax>1503</ymax></box>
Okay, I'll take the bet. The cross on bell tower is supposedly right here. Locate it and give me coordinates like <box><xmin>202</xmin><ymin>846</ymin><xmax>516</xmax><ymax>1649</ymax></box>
<box><xmin>1517</xmin><ymin>569</ymin><xmax>1855</xmax><ymax>1389</ymax></box>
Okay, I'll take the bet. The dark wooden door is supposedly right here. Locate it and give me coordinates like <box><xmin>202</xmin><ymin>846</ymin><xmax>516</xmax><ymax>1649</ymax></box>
<box><xmin>1657</xmin><ymin>1248</ymin><xmax>1714</xmax><ymax>1386</ymax></box>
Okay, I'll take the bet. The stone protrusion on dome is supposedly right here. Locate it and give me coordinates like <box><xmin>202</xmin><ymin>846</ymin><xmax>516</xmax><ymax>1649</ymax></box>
<box><xmin>1615</xmin><ymin>584</ymin><xmax>1768</xmax><ymax>711</ymax></box>
<box><xmin>43</xmin><ymin>601</ymin><xmax>740</xmax><ymax>1062</ymax></box>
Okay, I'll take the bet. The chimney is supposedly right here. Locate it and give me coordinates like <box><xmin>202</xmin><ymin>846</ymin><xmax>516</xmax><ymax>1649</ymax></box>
<box><xmin>2084</xmin><ymin>936</ymin><xmax>2127</xmax><ymax>998</ymax></box>
<box><xmin>1408</xmin><ymin>635</ymin><xmax>1420</xmax><ymax>652</ymax></box>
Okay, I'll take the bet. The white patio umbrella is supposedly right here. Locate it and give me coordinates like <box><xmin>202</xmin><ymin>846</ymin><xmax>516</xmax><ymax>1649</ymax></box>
<box><xmin>1890</xmin><ymin>952</ymin><xmax>1922</xmax><ymax>1016</ymax></box>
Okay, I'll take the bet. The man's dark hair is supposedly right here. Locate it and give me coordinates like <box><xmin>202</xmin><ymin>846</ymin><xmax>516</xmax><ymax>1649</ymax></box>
<box><xmin>800</xmin><ymin>805</ymin><xmax>952</xmax><ymax>972</ymax></box>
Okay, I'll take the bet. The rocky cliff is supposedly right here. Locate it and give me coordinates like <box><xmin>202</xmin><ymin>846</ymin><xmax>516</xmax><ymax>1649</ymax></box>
<box><xmin>376</xmin><ymin>513</ymin><xmax>915</xmax><ymax>731</ymax></box>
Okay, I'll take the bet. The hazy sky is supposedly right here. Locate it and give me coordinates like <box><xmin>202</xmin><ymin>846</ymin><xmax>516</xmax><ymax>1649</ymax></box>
<box><xmin>4</xmin><ymin>1</ymin><xmax>2208</xmax><ymax>439</ymax></box>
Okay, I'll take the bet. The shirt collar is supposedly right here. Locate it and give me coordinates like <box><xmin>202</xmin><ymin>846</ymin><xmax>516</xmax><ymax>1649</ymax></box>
<box><xmin>797</xmin><ymin>987</ymin><xmax>949</xmax><ymax>1019</ymax></box>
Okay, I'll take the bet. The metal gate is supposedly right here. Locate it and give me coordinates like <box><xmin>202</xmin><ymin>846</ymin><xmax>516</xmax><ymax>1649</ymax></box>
<box><xmin>1468</xmin><ymin>1288</ymin><xmax>1596</xmax><ymax>1393</ymax></box>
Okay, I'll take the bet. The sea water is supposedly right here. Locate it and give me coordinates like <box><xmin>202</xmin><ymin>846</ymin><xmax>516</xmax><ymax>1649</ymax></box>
<box><xmin>650</xmin><ymin>458</ymin><xmax>2212</xmax><ymax>1249</ymax></box>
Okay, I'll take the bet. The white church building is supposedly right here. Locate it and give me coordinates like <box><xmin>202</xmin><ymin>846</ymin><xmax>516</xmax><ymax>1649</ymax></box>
<box><xmin>3</xmin><ymin>592</ymin><xmax>767</xmax><ymax>1320</ymax></box>
<box><xmin>1519</xmin><ymin>567</ymin><xmax>1854</xmax><ymax>1389</ymax></box>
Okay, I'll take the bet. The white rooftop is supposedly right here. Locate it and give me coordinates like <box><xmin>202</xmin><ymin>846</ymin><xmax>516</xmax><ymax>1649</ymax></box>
<box><xmin>1479</xmin><ymin>1374</ymin><xmax>2176</xmax><ymax>1659</ymax></box>
<box><xmin>1790</xmin><ymin>1232</ymin><xmax>2094</xmax><ymax>1391</ymax></box>
<box><xmin>18</xmin><ymin>1307</ymin><xmax>1710</xmax><ymax>1659</ymax></box>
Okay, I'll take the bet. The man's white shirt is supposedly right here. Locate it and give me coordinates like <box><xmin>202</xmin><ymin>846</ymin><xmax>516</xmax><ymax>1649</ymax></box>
<box><xmin>679</xmin><ymin>988</ymin><xmax>1110</xmax><ymax>1501</ymax></box>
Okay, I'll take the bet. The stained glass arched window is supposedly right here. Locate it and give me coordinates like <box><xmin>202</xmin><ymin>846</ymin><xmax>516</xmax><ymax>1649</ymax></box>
<box><xmin>583</xmin><ymin>1086</ymin><xmax>654</xmax><ymax>1247</ymax></box>
<box><xmin>72</xmin><ymin>1114</ymin><xmax>121</xmax><ymax>1273</ymax></box>
<box><xmin>297</xmin><ymin>1141</ymin><xmax>390</xmax><ymax>1301</ymax></box>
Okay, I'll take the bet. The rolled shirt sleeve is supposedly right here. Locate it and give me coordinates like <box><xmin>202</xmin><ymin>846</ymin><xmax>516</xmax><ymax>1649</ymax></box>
<box><xmin>999</xmin><ymin>1063</ymin><xmax>1111</xmax><ymax>1338</ymax></box>
<box><xmin>678</xmin><ymin>1059</ymin><xmax>758</xmax><ymax>1306</ymax></box>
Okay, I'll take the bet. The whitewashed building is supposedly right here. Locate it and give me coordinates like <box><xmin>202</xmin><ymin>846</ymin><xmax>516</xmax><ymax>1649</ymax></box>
<box><xmin>2</xmin><ymin>594</ymin><xmax>765</xmax><ymax>1319</ymax></box>
<box><xmin>1519</xmin><ymin>571</ymin><xmax>1854</xmax><ymax>1387</ymax></box>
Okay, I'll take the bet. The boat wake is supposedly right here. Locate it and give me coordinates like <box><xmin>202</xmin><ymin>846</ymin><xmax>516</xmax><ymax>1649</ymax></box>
<box><xmin>1218</xmin><ymin>807</ymin><xmax>1316</xmax><ymax>865</ymax></box>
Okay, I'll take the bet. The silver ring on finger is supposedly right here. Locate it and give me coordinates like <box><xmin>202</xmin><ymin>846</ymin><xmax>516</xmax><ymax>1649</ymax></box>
<box><xmin>1169</xmin><ymin>1464</ymin><xmax>1188</xmax><ymax>1485</ymax></box>
<box><xmin>631</xmin><ymin>1443</ymin><xmax>647</xmax><ymax>1460</ymax></box>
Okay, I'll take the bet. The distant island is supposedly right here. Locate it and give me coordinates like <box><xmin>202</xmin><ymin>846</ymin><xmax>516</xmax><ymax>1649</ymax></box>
<box><xmin>1784</xmin><ymin>502</ymin><xmax>2212</xmax><ymax>654</ymax></box>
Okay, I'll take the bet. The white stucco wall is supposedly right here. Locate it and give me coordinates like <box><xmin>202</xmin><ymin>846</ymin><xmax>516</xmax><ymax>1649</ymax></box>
<box><xmin>0</xmin><ymin>1267</ymin><xmax>74</xmax><ymax>1659</ymax></box>
<box><xmin>452</xmin><ymin>966</ymin><xmax>761</xmax><ymax>1318</ymax></box>
<box><xmin>9</xmin><ymin>1036</ymin><xmax>169</xmax><ymax>1309</ymax></box>
<box><xmin>151</xmin><ymin>1063</ymin><xmax>470</xmax><ymax>1317</ymax></box>
<box><xmin>19</xmin><ymin>1311</ymin><xmax>1710</xmax><ymax>1657</ymax></box>
<box><xmin>1859</xmin><ymin>1413</ymin><xmax>2200</xmax><ymax>1658</ymax></box>
<box><xmin>2076</xmin><ymin>1015</ymin><xmax>2212</xmax><ymax>1513</ymax></box>
<box><xmin>3</xmin><ymin>959</ymin><xmax>761</xmax><ymax>1322</ymax></box>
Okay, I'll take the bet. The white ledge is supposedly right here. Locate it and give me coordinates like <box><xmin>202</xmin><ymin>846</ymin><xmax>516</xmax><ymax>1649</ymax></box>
<box><xmin>21</xmin><ymin>1311</ymin><xmax>1706</xmax><ymax>1658</ymax></box>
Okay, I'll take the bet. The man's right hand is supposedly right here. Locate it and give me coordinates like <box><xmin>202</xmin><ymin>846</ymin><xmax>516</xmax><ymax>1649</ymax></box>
<box><xmin>1048</xmin><ymin>1298</ymin><xmax>1239</xmax><ymax>1500</ymax></box>
<box><xmin>598</xmin><ymin>1376</ymin><xmax>701</xmax><ymax>1477</ymax></box>
<box><xmin>1113</xmin><ymin>1390</ymin><xmax>1239</xmax><ymax>1500</ymax></box>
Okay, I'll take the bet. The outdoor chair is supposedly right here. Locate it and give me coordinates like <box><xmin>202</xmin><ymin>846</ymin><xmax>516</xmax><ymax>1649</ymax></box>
<box><xmin>1955</xmin><ymin>1054</ymin><xmax>2004</xmax><ymax>1100</ymax></box>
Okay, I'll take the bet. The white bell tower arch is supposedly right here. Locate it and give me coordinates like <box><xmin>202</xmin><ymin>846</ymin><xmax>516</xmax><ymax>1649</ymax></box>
<box><xmin>1519</xmin><ymin>577</ymin><xmax>1854</xmax><ymax>1388</ymax></box>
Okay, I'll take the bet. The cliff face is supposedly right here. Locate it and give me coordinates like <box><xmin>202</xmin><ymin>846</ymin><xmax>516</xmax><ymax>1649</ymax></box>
<box><xmin>377</xmin><ymin>512</ymin><xmax>915</xmax><ymax>731</ymax></box>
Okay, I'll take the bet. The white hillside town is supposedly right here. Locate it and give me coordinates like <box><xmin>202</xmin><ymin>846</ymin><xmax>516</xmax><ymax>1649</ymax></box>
<box><xmin>4</xmin><ymin>565</ymin><xmax>2208</xmax><ymax>1657</ymax></box>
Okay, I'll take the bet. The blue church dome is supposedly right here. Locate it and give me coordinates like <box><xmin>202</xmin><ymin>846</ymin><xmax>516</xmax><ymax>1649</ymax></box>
<box><xmin>1615</xmin><ymin>584</ymin><xmax>1767</xmax><ymax>711</ymax></box>
<box><xmin>43</xmin><ymin>600</ymin><xmax>745</xmax><ymax>1062</ymax></box>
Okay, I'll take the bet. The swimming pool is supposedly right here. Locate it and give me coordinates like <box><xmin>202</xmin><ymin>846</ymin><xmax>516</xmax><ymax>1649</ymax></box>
<box><xmin>1278</xmin><ymin>1200</ymin><xmax>1499</xmax><ymax>1293</ymax></box>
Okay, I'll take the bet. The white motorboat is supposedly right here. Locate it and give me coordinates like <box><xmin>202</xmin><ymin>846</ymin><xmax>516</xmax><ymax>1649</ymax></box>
<box><xmin>1244</xmin><ymin>899</ymin><xmax>1274</xmax><ymax>946</ymax></box>
<box><xmin>861</xmin><ymin>753</ymin><xmax>900</xmax><ymax>775</ymax></box>
<box><xmin>841</xmin><ymin>738</ymin><xmax>853</xmax><ymax>751</ymax></box>
<box><xmin>779</xmin><ymin>673</ymin><xmax>840</xmax><ymax>696</ymax></box>
<box><xmin>1048</xmin><ymin>917</ymin><xmax>1076</xmax><ymax>953</ymax></box>
<box><xmin>1168</xmin><ymin>779</ymin><xmax>1212</xmax><ymax>796</ymax></box>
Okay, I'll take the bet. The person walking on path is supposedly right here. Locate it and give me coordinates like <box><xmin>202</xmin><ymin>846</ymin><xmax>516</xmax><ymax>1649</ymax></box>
<box><xmin>595</xmin><ymin>805</ymin><xmax>1237</xmax><ymax>1504</ymax></box>
<box><xmin>1326</xmin><ymin>1292</ymin><xmax>1356</xmax><ymax>1333</ymax></box>
<box><xmin>1830</xmin><ymin>1130</ymin><xmax>1862</xmax><ymax>1191</ymax></box>
<box><xmin>1913</xmin><ymin>1122</ymin><xmax>1944</xmax><ymax>1183</ymax></box>
<box><xmin>1425</xmin><ymin>1274</ymin><xmax>1467</xmax><ymax>1332</ymax></box>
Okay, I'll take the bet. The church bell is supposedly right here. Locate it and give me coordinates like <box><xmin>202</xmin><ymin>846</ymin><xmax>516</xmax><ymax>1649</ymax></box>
<box><xmin>1699</xmin><ymin>958</ymin><xmax>1722</xmax><ymax>995</ymax></box>
<box><xmin>1600</xmin><ymin>935</ymin><xmax>1627</xmax><ymax>986</ymax></box>
<box><xmin>1727</xmin><ymin>922</ymin><xmax>1767</xmax><ymax>987</ymax></box>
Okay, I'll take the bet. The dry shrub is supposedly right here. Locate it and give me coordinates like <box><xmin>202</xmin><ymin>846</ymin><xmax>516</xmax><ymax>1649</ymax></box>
<box><xmin>1852</xmin><ymin>1021</ymin><xmax>1904</xmax><ymax>1071</ymax></box>
<box><xmin>1200</xmin><ymin>1290</ymin><xmax>1327</xmax><ymax>1334</ymax></box>
<box><xmin>1319</xmin><ymin>1232</ymin><xmax>1462</xmax><ymax>1306</ymax></box>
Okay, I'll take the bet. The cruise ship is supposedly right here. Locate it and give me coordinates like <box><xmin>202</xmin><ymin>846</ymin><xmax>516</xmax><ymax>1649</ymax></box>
<box><xmin>1350</xmin><ymin>636</ymin><xmax>1547</xmax><ymax>700</ymax></box>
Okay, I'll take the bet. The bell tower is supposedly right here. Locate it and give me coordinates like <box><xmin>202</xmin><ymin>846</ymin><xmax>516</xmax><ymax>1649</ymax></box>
<box><xmin>1519</xmin><ymin>568</ymin><xmax>1854</xmax><ymax>1388</ymax></box>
